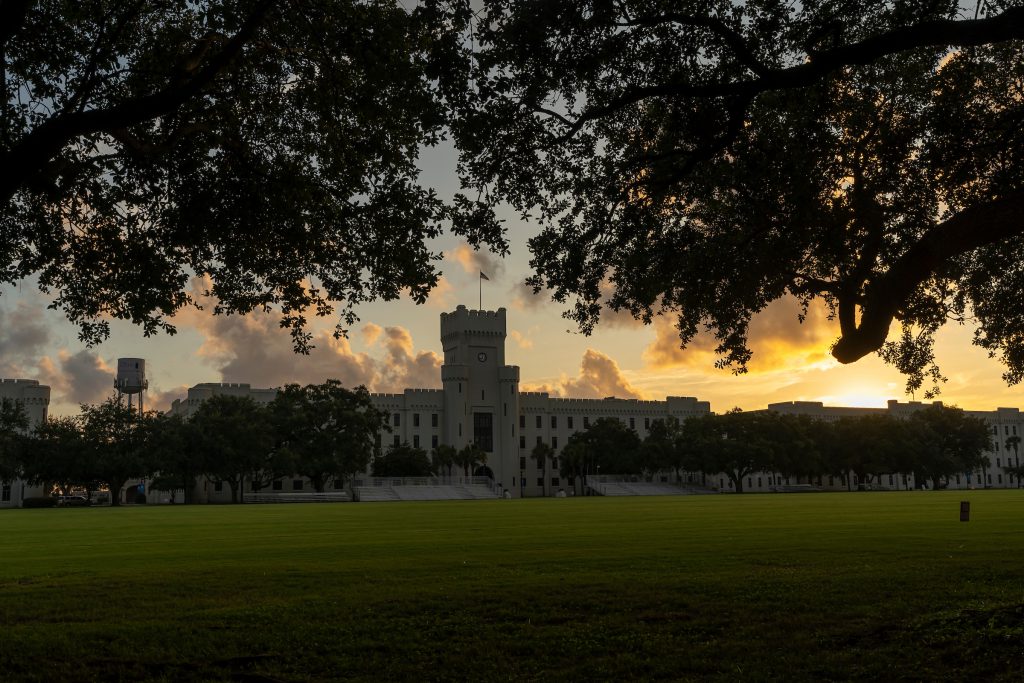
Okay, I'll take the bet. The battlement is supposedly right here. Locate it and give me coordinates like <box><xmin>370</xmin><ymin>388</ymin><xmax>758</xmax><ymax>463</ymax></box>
<box><xmin>0</xmin><ymin>378</ymin><xmax>40</xmax><ymax>386</ymax></box>
<box><xmin>440</xmin><ymin>305</ymin><xmax>507</xmax><ymax>341</ymax></box>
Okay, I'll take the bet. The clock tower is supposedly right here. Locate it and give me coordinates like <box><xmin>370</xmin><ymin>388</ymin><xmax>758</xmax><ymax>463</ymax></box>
<box><xmin>440</xmin><ymin>306</ymin><xmax>521</xmax><ymax>495</ymax></box>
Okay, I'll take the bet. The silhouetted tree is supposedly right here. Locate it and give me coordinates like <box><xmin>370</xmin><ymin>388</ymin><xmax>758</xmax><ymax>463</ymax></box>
<box><xmin>1</xmin><ymin>1</ymin><xmax>489</xmax><ymax>349</ymax></box>
<box><xmin>270</xmin><ymin>381</ymin><xmax>385</xmax><ymax>492</ymax></box>
<box><xmin>79</xmin><ymin>399</ymin><xmax>152</xmax><ymax>505</ymax></box>
<box><xmin>453</xmin><ymin>3</ymin><xmax>1024</xmax><ymax>394</ymax></box>
<box><xmin>191</xmin><ymin>394</ymin><xmax>274</xmax><ymax>503</ymax></box>
<box><xmin>431</xmin><ymin>444</ymin><xmax>457</xmax><ymax>478</ymax></box>
<box><xmin>372</xmin><ymin>443</ymin><xmax>432</xmax><ymax>477</ymax></box>
<box><xmin>907</xmin><ymin>405</ymin><xmax>992</xmax><ymax>489</ymax></box>
<box><xmin>0</xmin><ymin>398</ymin><xmax>29</xmax><ymax>485</ymax></box>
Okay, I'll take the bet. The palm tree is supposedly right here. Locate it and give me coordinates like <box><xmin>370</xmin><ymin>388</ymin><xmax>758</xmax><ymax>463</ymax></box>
<box><xmin>530</xmin><ymin>441</ymin><xmax>554</xmax><ymax>497</ymax></box>
<box><xmin>1005</xmin><ymin>436</ymin><xmax>1021</xmax><ymax>487</ymax></box>
<box><xmin>431</xmin><ymin>444</ymin><xmax>457</xmax><ymax>480</ymax></box>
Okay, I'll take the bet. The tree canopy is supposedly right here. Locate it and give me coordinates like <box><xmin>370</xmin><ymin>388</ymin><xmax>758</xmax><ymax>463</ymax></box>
<box><xmin>1</xmin><ymin>0</ymin><xmax>493</xmax><ymax>348</ymax></box>
<box><xmin>452</xmin><ymin>1</ymin><xmax>1024</xmax><ymax>394</ymax></box>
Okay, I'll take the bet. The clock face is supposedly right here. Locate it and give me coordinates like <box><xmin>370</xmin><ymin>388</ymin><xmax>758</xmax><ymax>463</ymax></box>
<box><xmin>477</xmin><ymin>352</ymin><xmax>488</xmax><ymax>362</ymax></box>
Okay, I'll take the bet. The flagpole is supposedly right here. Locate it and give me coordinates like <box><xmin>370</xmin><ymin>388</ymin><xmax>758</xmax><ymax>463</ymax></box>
<box><xmin>479</xmin><ymin>273</ymin><xmax>482</xmax><ymax>310</ymax></box>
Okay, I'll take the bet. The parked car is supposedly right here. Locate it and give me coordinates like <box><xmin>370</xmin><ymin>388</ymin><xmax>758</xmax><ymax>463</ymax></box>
<box><xmin>56</xmin><ymin>495</ymin><xmax>90</xmax><ymax>507</ymax></box>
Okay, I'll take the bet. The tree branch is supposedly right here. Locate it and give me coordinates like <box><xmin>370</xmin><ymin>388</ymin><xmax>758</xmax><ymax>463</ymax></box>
<box><xmin>0</xmin><ymin>0</ymin><xmax>277</xmax><ymax>202</ymax></box>
<box><xmin>556</xmin><ymin>7</ymin><xmax>1024</xmax><ymax>144</ymax></box>
<box><xmin>832</xmin><ymin>190</ymin><xmax>1024</xmax><ymax>363</ymax></box>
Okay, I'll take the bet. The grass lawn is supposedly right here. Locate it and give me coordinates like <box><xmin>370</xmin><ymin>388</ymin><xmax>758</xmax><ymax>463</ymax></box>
<box><xmin>2</xmin><ymin>491</ymin><xmax>1023</xmax><ymax>681</ymax></box>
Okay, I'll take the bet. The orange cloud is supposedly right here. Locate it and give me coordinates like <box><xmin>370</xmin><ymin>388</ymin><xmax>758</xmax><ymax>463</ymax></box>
<box><xmin>644</xmin><ymin>297</ymin><xmax>837</xmax><ymax>373</ymax></box>
<box><xmin>38</xmin><ymin>350</ymin><xmax>115</xmax><ymax>405</ymax></box>
<box><xmin>509</xmin><ymin>329</ymin><xmax>534</xmax><ymax>350</ymax></box>
<box><xmin>524</xmin><ymin>348</ymin><xmax>644</xmax><ymax>399</ymax></box>
<box><xmin>426</xmin><ymin>275</ymin><xmax>457</xmax><ymax>309</ymax></box>
<box><xmin>448</xmin><ymin>242</ymin><xmax>504</xmax><ymax>279</ymax></box>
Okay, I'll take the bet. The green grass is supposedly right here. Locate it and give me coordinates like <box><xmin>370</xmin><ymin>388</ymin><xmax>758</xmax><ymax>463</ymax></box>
<box><xmin>2</xmin><ymin>492</ymin><xmax>1023</xmax><ymax>681</ymax></box>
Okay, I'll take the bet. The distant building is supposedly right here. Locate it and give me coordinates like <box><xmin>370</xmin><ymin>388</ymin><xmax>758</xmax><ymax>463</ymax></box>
<box><xmin>0</xmin><ymin>379</ymin><xmax>50</xmax><ymax>508</ymax></box>
<box><xmin>765</xmin><ymin>400</ymin><xmax>1023</xmax><ymax>491</ymax></box>
<box><xmin>153</xmin><ymin>308</ymin><xmax>1024</xmax><ymax>500</ymax></box>
<box><xmin>167</xmin><ymin>306</ymin><xmax>711</xmax><ymax>500</ymax></box>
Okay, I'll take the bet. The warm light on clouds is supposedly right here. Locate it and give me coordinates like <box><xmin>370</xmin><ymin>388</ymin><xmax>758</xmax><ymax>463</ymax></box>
<box><xmin>426</xmin><ymin>275</ymin><xmax>456</xmax><ymax>309</ymax></box>
<box><xmin>524</xmin><ymin>348</ymin><xmax>644</xmax><ymax>399</ymax></box>
<box><xmin>509</xmin><ymin>329</ymin><xmax>535</xmax><ymax>350</ymax></box>
<box><xmin>643</xmin><ymin>297</ymin><xmax>837</xmax><ymax>373</ymax></box>
<box><xmin>38</xmin><ymin>350</ymin><xmax>114</xmax><ymax>406</ymax></box>
<box><xmin>449</xmin><ymin>242</ymin><xmax>504</xmax><ymax>279</ymax></box>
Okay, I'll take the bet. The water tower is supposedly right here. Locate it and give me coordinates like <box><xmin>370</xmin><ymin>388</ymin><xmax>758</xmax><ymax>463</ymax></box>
<box><xmin>114</xmin><ymin>358</ymin><xmax>148</xmax><ymax>415</ymax></box>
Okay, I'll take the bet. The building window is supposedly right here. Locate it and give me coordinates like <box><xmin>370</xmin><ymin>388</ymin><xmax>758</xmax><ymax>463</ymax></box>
<box><xmin>568</xmin><ymin>416</ymin><xmax>574</xmax><ymax>429</ymax></box>
<box><xmin>536</xmin><ymin>415</ymin><xmax>542</xmax><ymax>429</ymax></box>
<box><xmin>432</xmin><ymin>435</ymin><xmax>438</xmax><ymax>449</ymax></box>
<box><xmin>432</xmin><ymin>413</ymin><xmax>438</xmax><ymax>428</ymax></box>
<box><xmin>988</xmin><ymin>474</ymin><xmax>992</xmax><ymax>484</ymax></box>
<box><xmin>551</xmin><ymin>415</ymin><xmax>557</xmax><ymax>429</ymax></box>
<box><xmin>583</xmin><ymin>416</ymin><xmax>590</xmax><ymax>429</ymax></box>
<box><xmin>481</xmin><ymin>389</ymin><xmax>485</xmax><ymax>400</ymax></box>
<box><xmin>552</xmin><ymin>436</ymin><xmax>558</xmax><ymax>449</ymax></box>
<box><xmin>997</xmin><ymin>457</ymin><xmax>1001</xmax><ymax>467</ymax></box>
<box><xmin>459</xmin><ymin>423</ymin><xmax>462</xmax><ymax>437</ymax></box>
<box><xmin>520</xmin><ymin>415</ymin><xmax>525</xmax><ymax>429</ymax></box>
<box><xmin>551</xmin><ymin>478</ymin><xmax>560</xmax><ymax>487</ymax></box>
<box><xmin>413</xmin><ymin>413</ymin><xmax>420</xmax><ymax>427</ymax></box>
<box><xmin>520</xmin><ymin>436</ymin><xmax>526</xmax><ymax>449</ymax></box>
<box><xmin>504</xmin><ymin>404</ymin><xmax>507</xmax><ymax>416</ymax></box>
<box><xmin>273</xmin><ymin>479</ymin><xmax>283</xmax><ymax>491</ymax></box>
<box><xmin>644</xmin><ymin>417</ymin><xmax>650</xmax><ymax>430</ymax></box>
<box><xmin>413</xmin><ymin>435</ymin><xmax>420</xmax><ymax>448</ymax></box>
<box><xmin>1</xmin><ymin>484</ymin><xmax>9</xmax><ymax>502</ymax></box>
<box><xmin>998</xmin><ymin>474</ymin><xmax>1003</xmax><ymax>484</ymax></box>
<box><xmin>520</xmin><ymin>456</ymin><xmax>527</xmax><ymax>470</ymax></box>
<box><xmin>293</xmin><ymin>480</ymin><xmax>303</xmax><ymax>491</ymax></box>
<box><xmin>537</xmin><ymin>478</ymin><xmax>544</xmax><ymax>487</ymax></box>
<box><xmin>552</xmin><ymin>457</ymin><xmax>558</xmax><ymax>469</ymax></box>
<box><xmin>889</xmin><ymin>475</ymin><xmax>894</xmax><ymax>486</ymax></box>
<box><xmin>758</xmin><ymin>477</ymin><xmax>762</xmax><ymax>488</ymax></box>
<box><xmin>393</xmin><ymin>413</ymin><xmax>401</xmax><ymax>427</ymax></box>
<box><xmin>1006</xmin><ymin>426</ymin><xmax>1010</xmax><ymax>435</ymax></box>
<box><xmin>536</xmin><ymin>436</ymin><xmax>542</xmax><ymax>445</ymax></box>
<box><xmin>393</xmin><ymin>435</ymin><xmax>400</xmax><ymax>446</ymax></box>
<box><xmin>458</xmin><ymin>383</ymin><xmax>462</xmax><ymax>393</ymax></box>
<box><xmin>629</xmin><ymin>417</ymin><xmax>635</xmax><ymax>430</ymax></box>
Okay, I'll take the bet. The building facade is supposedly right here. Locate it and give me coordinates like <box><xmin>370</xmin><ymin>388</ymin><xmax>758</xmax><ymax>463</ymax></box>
<box><xmin>166</xmin><ymin>306</ymin><xmax>711</xmax><ymax>499</ymax></box>
<box><xmin>0</xmin><ymin>378</ymin><xmax>51</xmax><ymax>508</ymax></box>
<box><xmin>152</xmin><ymin>306</ymin><xmax>1024</xmax><ymax>498</ymax></box>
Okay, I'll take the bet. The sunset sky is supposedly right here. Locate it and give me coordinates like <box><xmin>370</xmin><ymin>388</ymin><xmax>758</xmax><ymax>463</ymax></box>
<box><xmin>3</xmin><ymin>144</ymin><xmax>1023</xmax><ymax>417</ymax></box>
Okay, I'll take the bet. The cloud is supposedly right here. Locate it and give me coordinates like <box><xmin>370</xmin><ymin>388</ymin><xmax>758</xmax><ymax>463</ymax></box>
<box><xmin>171</xmin><ymin>283</ymin><xmax>441</xmax><ymax>393</ymax></box>
<box><xmin>146</xmin><ymin>385</ymin><xmax>191</xmax><ymax>413</ymax></box>
<box><xmin>426</xmin><ymin>275</ymin><xmax>457</xmax><ymax>309</ymax></box>
<box><xmin>0</xmin><ymin>300</ymin><xmax>52</xmax><ymax>377</ymax></box>
<box><xmin>523</xmin><ymin>348</ymin><xmax>644</xmax><ymax>400</ymax></box>
<box><xmin>38</xmin><ymin>350</ymin><xmax>115</xmax><ymax>405</ymax></box>
<box><xmin>643</xmin><ymin>297</ymin><xmax>837</xmax><ymax>373</ymax></box>
<box><xmin>448</xmin><ymin>243</ymin><xmax>504</xmax><ymax>280</ymax></box>
<box><xmin>509</xmin><ymin>329</ymin><xmax>534</xmax><ymax>350</ymax></box>
<box><xmin>509</xmin><ymin>281</ymin><xmax>549</xmax><ymax>311</ymax></box>
<box><xmin>374</xmin><ymin>327</ymin><xmax>443</xmax><ymax>393</ymax></box>
<box><xmin>361</xmin><ymin>322</ymin><xmax>383</xmax><ymax>347</ymax></box>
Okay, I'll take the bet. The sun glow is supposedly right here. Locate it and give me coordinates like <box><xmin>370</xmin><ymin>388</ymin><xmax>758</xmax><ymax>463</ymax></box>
<box><xmin>815</xmin><ymin>389</ymin><xmax>892</xmax><ymax>408</ymax></box>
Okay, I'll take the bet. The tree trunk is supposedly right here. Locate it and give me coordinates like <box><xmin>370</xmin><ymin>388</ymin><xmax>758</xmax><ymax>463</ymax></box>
<box><xmin>732</xmin><ymin>471</ymin><xmax>744</xmax><ymax>493</ymax></box>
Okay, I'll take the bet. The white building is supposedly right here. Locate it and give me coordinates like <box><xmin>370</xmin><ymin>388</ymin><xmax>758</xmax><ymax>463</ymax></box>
<box><xmin>168</xmin><ymin>306</ymin><xmax>710</xmax><ymax>499</ymax></box>
<box><xmin>765</xmin><ymin>400</ymin><xmax>1023</xmax><ymax>491</ymax></box>
<box><xmin>160</xmin><ymin>306</ymin><xmax>1024</xmax><ymax>499</ymax></box>
<box><xmin>0</xmin><ymin>378</ymin><xmax>50</xmax><ymax>507</ymax></box>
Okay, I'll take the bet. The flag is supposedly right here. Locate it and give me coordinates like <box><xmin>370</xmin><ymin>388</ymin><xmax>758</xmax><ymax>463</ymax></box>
<box><xmin>480</xmin><ymin>271</ymin><xmax>490</xmax><ymax>281</ymax></box>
